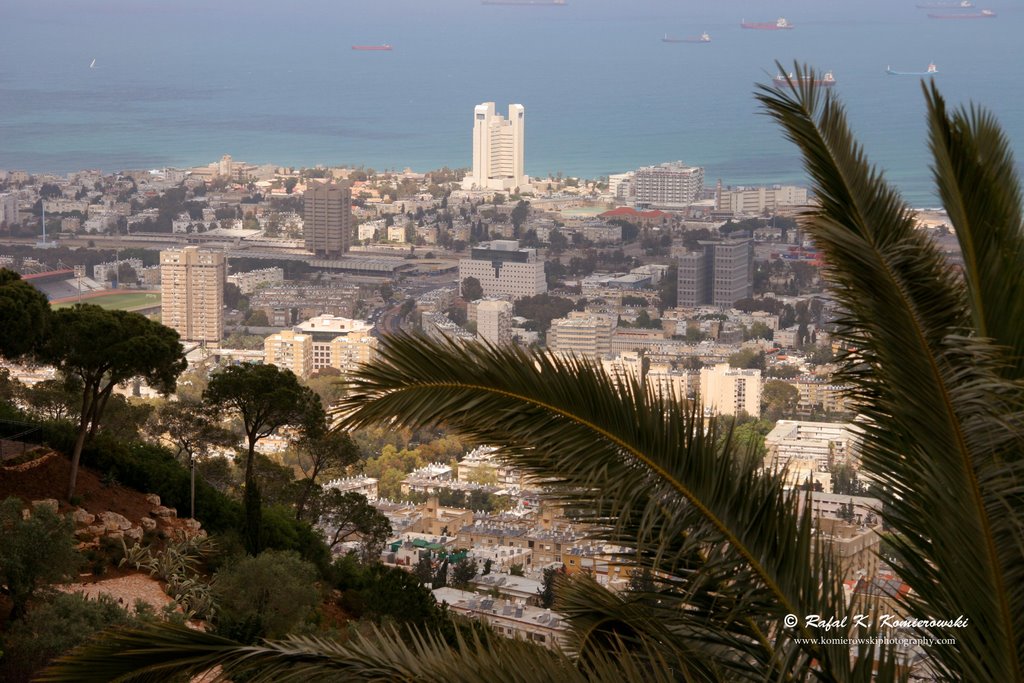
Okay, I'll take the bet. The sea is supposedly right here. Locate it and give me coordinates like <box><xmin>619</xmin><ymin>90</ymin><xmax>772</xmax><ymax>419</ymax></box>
<box><xmin>1</xmin><ymin>0</ymin><xmax>1022</xmax><ymax>207</ymax></box>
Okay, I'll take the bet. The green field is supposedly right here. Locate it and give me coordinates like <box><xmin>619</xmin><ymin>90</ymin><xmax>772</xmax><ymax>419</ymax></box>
<box><xmin>53</xmin><ymin>292</ymin><xmax>161</xmax><ymax>311</ymax></box>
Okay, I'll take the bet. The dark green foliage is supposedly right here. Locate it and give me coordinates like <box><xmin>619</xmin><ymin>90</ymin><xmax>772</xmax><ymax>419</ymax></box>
<box><xmin>513</xmin><ymin>293</ymin><xmax>575</xmax><ymax>334</ymax></box>
<box><xmin>0</xmin><ymin>497</ymin><xmax>81</xmax><ymax>619</ymax></box>
<box><xmin>538</xmin><ymin>566</ymin><xmax>561</xmax><ymax>608</ymax></box>
<box><xmin>0</xmin><ymin>592</ymin><xmax>133</xmax><ymax>683</ymax></box>
<box><xmin>213</xmin><ymin>550</ymin><xmax>320</xmax><ymax>642</ymax></box>
<box><xmin>0</xmin><ymin>268</ymin><xmax>51</xmax><ymax>359</ymax></box>
<box><xmin>450</xmin><ymin>558</ymin><xmax>477</xmax><ymax>590</ymax></box>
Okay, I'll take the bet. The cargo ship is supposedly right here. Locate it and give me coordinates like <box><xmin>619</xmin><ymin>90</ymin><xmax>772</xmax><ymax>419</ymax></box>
<box><xmin>741</xmin><ymin>17</ymin><xmax>793</xmax><ymax>30</ymax></box>
<box><xmin>352</xmin><ymin>45</ymin><xmax>393</xmax><ymax>51</ymax></box>
<box><xmin>482</xmin><ymin>0</ymin><xmax>567</xmax><ymax>5</ymax></box>
<box><xmin>916</xmin><ymin>0</ymin><xmax>973</xmax><ymax>7</ymax></box>
<box><xmin>886</xmin><ymin>63</ymin><xmax>938</xmax><ymax>76</ymax></box>
<box><xmin>663</xmin><ymin>32</ymin><xmax>711</xmax><ymax>43</ymax></box>
<box><xmin>772</xmin><ymin>71</ymin><xmax>836</xmax><ymax>87</ymax></box>
<box><xmin>927</xmin><ymin>9</ymin><xmax>996</xmax><ymax>18</ymax></box>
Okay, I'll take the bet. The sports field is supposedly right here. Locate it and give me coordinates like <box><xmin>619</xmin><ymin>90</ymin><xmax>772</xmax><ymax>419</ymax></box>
<box><xmin>52</xmin><ymin>291</ymin><xmax>161</xmax><ymax>311</ymax></box>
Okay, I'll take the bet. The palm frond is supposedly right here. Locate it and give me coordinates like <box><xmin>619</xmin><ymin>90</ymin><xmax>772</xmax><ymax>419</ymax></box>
<box><xmin>337</xmin><ymin>332</ymin><xmax>867</xmax><ymax>680</ymax></box>
<box><xmin>924</xmin><ymin>81</ymin><xmax>1024</xmax><ymax>379</ymax></box>
<box><xmin>757</xmin><ymin>63</ymin><xmax>1024</xmax><ymax>682</ymax></box>
<box><xmin>40</xmin><ymin>620</ymin><xmax>682</xmax><ymax>683</ymax></box>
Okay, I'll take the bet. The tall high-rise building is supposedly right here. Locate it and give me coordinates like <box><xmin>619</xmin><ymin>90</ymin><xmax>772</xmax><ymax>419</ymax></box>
<box><xmin>458</xmin><ymin>240</ymin><xmax>546</xmax><ymax>300</ymax></box>
<box><xmin>461</xmin><ymin>102</ymin><xmax>529</xmax><ymax>192</ymax></box>
<box><xmin>304</xmin><ymin>182</ymin><xmax>352</xmax><ymax>258</ymax></box>
<box><xmin>264</xmin><ymin>329</ymin><xmax>314</xmax><ymax>379</ymax></box>
<box><xmin>160</xmin><ymin>247</ymin><xmax>225</xmax><ymax>346</ymax></box>
<box><xmin>677</xmin><ymin>239</ymin><xmax>753</xmax><ymax>308</ymax></box>
<box><xmin>633</xmin><ymin>161</ymin><xmax>704</xmax><ymax>209</ymax></box>
<box><xmin>471</xmin><ymin>299</ymin><xmax>514</xmax><ymax>345</ymax></box>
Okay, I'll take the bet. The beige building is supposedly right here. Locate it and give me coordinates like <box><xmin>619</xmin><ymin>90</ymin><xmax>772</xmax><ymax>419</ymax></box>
<box><xmin>765</xmin><ymin>420</ymin><xmax>862</xmax><ymax>484</ymax></box>
<box><xmin>547</xmin><ymin>312</ymin><xmax>616</xmax><ymax>360</ymax></box>
<box><xmin>716</xmin><ymin>184</ymin><xmax>808</xmax><ymax>216</ymax></box>
<box><xmin>226</xmin><ymin>267</ymin><xmax>284</xmax><ymax>295</ymax></box>
<box><xmin>294</xmin><ymin>314</ymin><xmax>377</xmax><ymax>373</ymax></box>
<box><xmin>304</xmin><ymin>182</ymin><xmax>352</xmax><ymax>257</ymax></box>
<box><xmin>471</xmin><ymin>299</ymin><xmax>514</xmax><ymax>345</ymax></box>
<box><xmin>160</xmin><ymin>247</ymin><xmax>225</xmax><ymax>346</ymax></box>
<box><xmin>264</xmin><ymin>330</ymin><xmax>314</xmax><ymax>378</ymax></box>
<box><xmin>432</xmin><ymin>588</ymin><xmax>567</xmax><ymax>651</ymax></box>
<box><xmin>699</xmin><ymin>363</ymin><xmax>762</xmax><ymax>417</ymax></box>
<box><xmin>461</xmin><ymin>102</ymin><xmax>529</xmax><ymax>192</ymax></box>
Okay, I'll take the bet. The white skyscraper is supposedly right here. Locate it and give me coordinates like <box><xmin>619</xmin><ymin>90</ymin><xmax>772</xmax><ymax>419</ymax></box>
<box><xmin>462</xmin><ymin>102</ymin><xmax>529</xmax><ymax>192</ymax></box>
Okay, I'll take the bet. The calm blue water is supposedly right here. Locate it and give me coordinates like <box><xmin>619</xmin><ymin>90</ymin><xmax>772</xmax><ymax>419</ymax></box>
<box><xmin>1</xmin><ymin>0</ymin><xmax>1022</xmax><ymax>206</ymax></box>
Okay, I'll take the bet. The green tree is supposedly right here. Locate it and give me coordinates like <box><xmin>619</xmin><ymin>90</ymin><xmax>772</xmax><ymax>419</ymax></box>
<box><xmin>460</xmin><ymin>276</ymin><xmax>483</xmax><ymax>302</ymax></box>
<box><xmin>0</xmin><ymin>497</ymin><xmax>81</xmax><ymax>620</ymax></box>
<box><xmin>203</xmin><ymin>363</ymin><xmax>325</xmax><ymax>553</ymax></box>
<box><xmin>40</xmin><ymin>305</ymin><xmax>186</xmax><ymax>498</ymax></box>
<box><xmin>314</xmin><ymin>489</ymin><xmax>391</xmax><ymax>562</ymax></box>
<box><xmin>20</xmin><ymin>376</ymin><xmax>81</xmax><ymax>422</ymax></box>
<box><xmin>43</xmin><ymin>73</ymin><xmax>1024</xmax><ymax>683</ymax></box>
<box><xmin>0</xmin><ymin>268</ymin><xmax>51</xmax><ymax>359</ymax></box>
<box><xmin>450</xmin><ymin>557</ymin><xmax>477</xmax><ymax>590</ymax></box>
<box><xmin>727</xmin><ymin>347</ymin><xmax>765</xmax><ymax>370</ymax></box>
<box><xmin>213</xmin><ymin>550</ymin><xmax>320</xmax><ymax>642</ymax></box>
<box><xmin>154</xmin><ymin>399</ymin><xmax>236</xmax><ymax>519</ymax></box>
<box><xmin>294</xmin><ymin>430</ymin><xmax>361</xmax><ymax>521</ymax></box>
<box><xmin>761</xmin><ymin>380</ymin><xmax>800</xmax><ymax>421</ymax></box>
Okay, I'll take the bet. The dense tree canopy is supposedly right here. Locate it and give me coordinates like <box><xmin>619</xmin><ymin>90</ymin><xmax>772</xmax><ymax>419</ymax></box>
<box><xmin>0</xmin><ymin>268</ymin><xmax>50</xmax><ymax>359</ymax></box>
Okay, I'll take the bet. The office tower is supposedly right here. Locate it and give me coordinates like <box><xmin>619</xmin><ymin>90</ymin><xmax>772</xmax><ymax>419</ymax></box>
<box><xmin>461</xmin><ymin>102</ymin><xmax>529</xmax><ymax>192</ymax></box>
<box><xmin>304</xmin><ymin>182</ymin><xmax>352</xmax><ymax>257</ymax></box>
<box><xmin>677</xmin><ymin>239</ymin><xmax>753</xmax><ymax>308</ymax></box>
<box><xmin>458</xmin><ymin>240</ymin><xmax>546</xmax><ymax>299</ymax></box>
<box><xmin>633</xmin><ymin>161</ymin><xmax>705</xmax><ymax>209</ymax></box>
<box><xmin>160</xmin><ymin>247</ymin><xmax>225</xmax><ymax>346</ymax></box>
<box><xmin>547</xmin><ymin>312</ymin><xmax>617</xmax><ymax>360</ymax></box>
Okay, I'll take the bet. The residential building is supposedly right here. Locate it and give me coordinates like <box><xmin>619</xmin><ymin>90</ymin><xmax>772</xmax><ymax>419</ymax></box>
<box><xmin>716</xmin><ymin>184</ymin><xmax>809</xmax><ymax>215</ymax></box>
<box><xmin>294</xmin><ymin>314</ymin><xmax>376</xmax><ymax>372</ymax></box>
<box><xmin>646</xmin><ymin>362</ymin><xmax>691</xmax><ymax>401</ymax></box>
<box><xmin>92</xmin><ymin>258</ymin><xmax>144</xmax><ymax>284</ymax></box>
<box><xmin>699</xmin><ymin>363</ymin><xmax>762</xmax><ymax>417</ymax></box>
<box><xmin>226</xmin><ymin>267</ymin><xmax>284</xmax><ymax>295</ymax></box>
<box><xmin>461</xmin><ymin>102</ymin><xmax>529</xmax><ymax>192</ymax></box>
<box><xmin>633</xmin><ymin>161</ymin><xmax>704</xmax><ymax>209</ymax></box>
<box><xmin>471</xmin><ymin>299</ymin><xmax>514</xmax><ymax>345</ymax></box>
<box><xmin>547</xmin><ymin>312</ymin><xmax>616</xmax><ymax>359</ymax></box>
<box><xmin>304</xmin><ymin>182</ymin><xmax>352</xmax><ymax>257</ymax></box>
<box><xmin>458</xmin><ymin>240</ymin><xmax>546</xmax><ymax>299</ymax></box>
<box><xmin>263</xmin><ymin>330</ymin><xmax>314</xmax><ymax>378</ymax></box>
<box><xmin>0</xmin><ymin>193</ymin><xmax>18</xmax><ymax>226</ymax></box>
<box><xmin>324</xmin><ymin>475</ymin><xmax>379</xmax><ymax>501</ymax></box>
<box><xmin>677</xmin><ymin>239</ymin><xmax>753</xmax><ymax>308</ymax></box>
<box><xmin>159</xmin><ymin>247</ymin><xmax>225</xmax><ymax>346</ymax></box>
<box><xmin>816</xmin><ymin>517</ymin><xmax>882</xmax><ymax>582</ymax></box>
<box><xmin>765</xmin><ymin>420</ymin><xmax>863</xmax><ymax>478</ymax></box>
<box><xmin>431</xmin><ymin>588</ymin><xmax>567</xmax><ymax>651</ymax></box>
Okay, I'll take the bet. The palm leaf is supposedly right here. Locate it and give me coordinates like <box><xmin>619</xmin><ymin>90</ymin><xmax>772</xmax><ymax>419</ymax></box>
<box><xmin>39</xmin><ymin>620</ymin><xmax>678</xmax><ymax>683</ymax></box>
<box><xmin>924</xmin><ymin>81</ymin><xmax>1024</xmax><ymax>378</ymax></box>
<box><xmin>336</xmin><ymin>332</ymin><xmax>871</xmax><ymax>681</ymax></box>
<box><xmin>757</xmin><ymin>63</ymin><xmax>1024</xmax><ymax>682</ymax></box>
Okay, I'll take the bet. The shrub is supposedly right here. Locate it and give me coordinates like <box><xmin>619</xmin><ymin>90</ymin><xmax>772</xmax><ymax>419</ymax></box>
<box><xmin>213</xmin><ymin>550</ymin><xmax>320</xmax><ymax>642</ymax></box>
<box><xmin>0</xmin><ymin>592</ymin><xmax>131</xmax><ymax>682</ymax></box>
<box><xmin>0</xmin><ymin>497</ymin><xmax>81</xmax><ymax>619</ymax></box>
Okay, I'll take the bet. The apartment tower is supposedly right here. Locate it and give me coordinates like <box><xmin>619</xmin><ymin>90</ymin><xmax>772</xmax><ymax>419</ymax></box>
<box><xmin>462</xmin><ymin>102</ymin><xmax>529</xmax><ymax>192</ymax></box>
<box><xmin>304</xmin><ymin>182</ymin><xmax>352</xmax><ymax>258</ymax></box>
<box><xmin>159</xmin><ymin>247</ymin><xmax>225</xmax><ymax>346</ymax></box>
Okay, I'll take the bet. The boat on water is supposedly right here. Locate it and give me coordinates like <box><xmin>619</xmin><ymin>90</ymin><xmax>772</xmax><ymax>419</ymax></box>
<box><xmin>741</xmin><ymin>17</ymin><xmax>793</xmax><ymax>30</ymax></box>
<box><xmin>916</xmin><ymin>0</ymin><xmax>973</xmax><ymax>7</ymax></box>
<box><xmin>773</xmin><ymin>71</ymin><xmax>836</xmax><ymax>87</ymax></box>
<box><xmin>663</xmin><ymin>32</ymin><xmax>711</xmax><ymax>43</ymax></box>
<box><xmin>928</xmin><ymin>9</ymin><xmax>996</xmax><ymax>18</ymax></box>
<box><xmin>352</xmin><ymin>45</ymin><xmax>392</xmax><ymax>51</ymax></box>
<box><xmin>482</xmin><ymin>0</ymin><xmax>566</xmax><ymax>5</ymax></box>
<box><xmin>886</xmin><ymin>63</ymin><xmax>938</xmax><ymax>76</ymax></box>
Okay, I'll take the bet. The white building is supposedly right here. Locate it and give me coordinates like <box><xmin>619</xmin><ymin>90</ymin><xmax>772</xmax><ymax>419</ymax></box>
<box><xmin>716</xmin><ymin>184</ymin><xmax>808</xmax><ymax>215</ymax></box>
<box><xmin>633</xmin><ymin>161</ymin><xmax>704</xmax><ymax>209</ymax></box>
<box><xmin>432</xmin><ymin>588</ymin><xmax>567</xmax><ymax>651</ymax></box>
<box><xmin>458</xmin><ymin>240</ymin><xmax>546</xmax><ymax>300</ymax></box>
<box><xmin>699</xmin><ymin>363</ymin><xmax>762</xmax><ymax>417</ymax></box>
<box><xmin>0</xmin><ymin>193</ymin><xmax>20</xmax><ymax>226</ymax></box>
<box><xmin>765</xmin><ymin>420</ymin><xmax>863</xmax><ymax>480</ymax></box>
<box><xmin>470</xmin><ymin>299</ymin><xmax>514</xmax><ymax>345</ymax></box>
<box><xmin>92</xmin><ymin>258</ymin><xmax>144</xmax><ymax>283</ymax></box>
<box><xmin>461</xmin><ymin>102</ymin><xmax>529</xmax><ymax>192</ymax></box>
<box><xmin>325</xmin><ymin>475</ymin><xmax>379</xmax><ymax>501</ymax></box>
<box><xmin>226</xmin><ymin>267</ymin><xmax>284</xmax><ymax>295</ymax></box>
